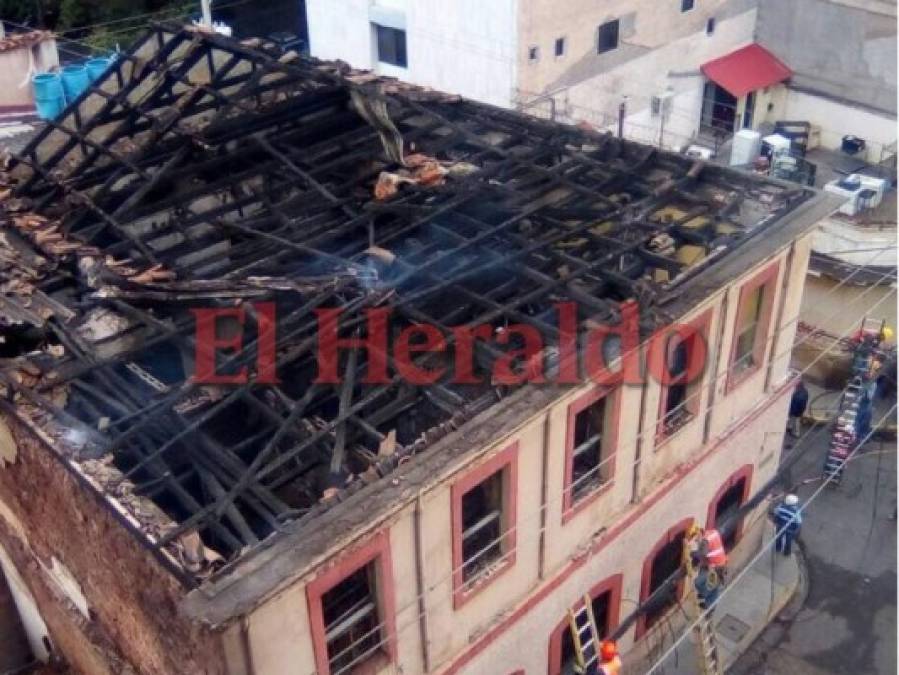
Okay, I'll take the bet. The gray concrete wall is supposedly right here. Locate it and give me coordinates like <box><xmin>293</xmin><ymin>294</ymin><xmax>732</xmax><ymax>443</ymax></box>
<box><xmin>755</xmin><ymin>0</ymin><xmax>897</xmax><ymax>115</ymax></box>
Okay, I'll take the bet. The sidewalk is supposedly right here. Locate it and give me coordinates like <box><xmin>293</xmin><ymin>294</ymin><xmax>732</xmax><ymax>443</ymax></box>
<box><xmin>657</xmin><ymin>521</ymin><xmax>802</xmax><ymax>674</ymax></box>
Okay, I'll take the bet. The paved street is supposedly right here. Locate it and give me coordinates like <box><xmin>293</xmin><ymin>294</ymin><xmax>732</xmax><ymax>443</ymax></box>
<box><xmin>731</xmin><ymin>419</ymin><xmax>897</xmax><ymax>675</ymax></box>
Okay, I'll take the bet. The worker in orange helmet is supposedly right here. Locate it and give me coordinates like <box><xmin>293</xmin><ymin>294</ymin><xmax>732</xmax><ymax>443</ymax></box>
<box><xmin>597</xmin><ymin>640</ymin><xmax>622</xmax><ymax>675</ymax></box>
<box><xmin>687</xmin><ymin>523</ymin><xmax>728</xmax><ymax>570</ymax></box>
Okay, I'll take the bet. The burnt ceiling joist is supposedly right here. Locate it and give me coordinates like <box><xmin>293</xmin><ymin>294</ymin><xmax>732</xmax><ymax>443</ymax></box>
<box><xmin>0</xmin><ymin>23</ymin><xmax>809</xmax><ymax>575</ymax></box>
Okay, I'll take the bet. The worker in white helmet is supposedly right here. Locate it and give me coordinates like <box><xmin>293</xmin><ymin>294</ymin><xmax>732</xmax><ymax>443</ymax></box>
<box><xmin>773</xmin><ymin>494</ymin><xmax>802</xmax><ymax>556</ymax></box>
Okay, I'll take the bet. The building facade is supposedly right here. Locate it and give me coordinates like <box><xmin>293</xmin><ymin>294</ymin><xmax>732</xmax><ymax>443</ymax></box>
<box><xmin>0</xmin><ymin>24</ymin><xmax>839</xmax><ymax>675</ymax></box>
<box><xmin>305</xmin><ymin>0</ymin><xmax>896</xmax><ymax>157</ymax></box>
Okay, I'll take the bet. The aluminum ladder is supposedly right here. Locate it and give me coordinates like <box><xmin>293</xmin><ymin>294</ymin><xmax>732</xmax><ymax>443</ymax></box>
<box><xmin>567</xmin><ymin>594</ymin><xmax>601</xmax><ymax>674</ymax></box>
<box><xmin>683</xmin><ymin>537</ymin><xmax>724</xmax><ymax>675</ymax></box>
<box><xmin>824</xmin><ymin>318</ymin><xmax>884</xmax><ymax>484</ymax></box>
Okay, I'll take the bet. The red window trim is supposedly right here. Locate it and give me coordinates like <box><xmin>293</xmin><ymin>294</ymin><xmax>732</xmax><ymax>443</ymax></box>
<box><xmin>654</xmin><ymin>308</ymin><xmax>714</xmax><ymax>447</ymax></box>
<box><xmin>706</xmin><ymin>464</ymin><xmax>753</xmax><ymax>543</ymax></box>
<box><xmin>547</xmin><ymin>573</ymin><xmax>623</xmax><ymax>675</ymax></box>
<box><xmin>451</xmin><ymin>441</ymin><xmax>519</xmax><ymax>609</ymax></box>
<box><xmin>635</xmin><ymin>516</ymin><xmax>693</xmax><ymax>639</ymax></box>
<box><xmin>562</xmin><ymin>386</ymin><xmax>621</xmax><ymax>524</ymax></box>
<box><xmin>306</xmin><ymin>530</ymin><xmax>397</xmax><ymax>675</ymax></box>
<box><xmin>726</xmin><ymin>260</ymin><xmax>781</xmax><ymax>393</ymax></box>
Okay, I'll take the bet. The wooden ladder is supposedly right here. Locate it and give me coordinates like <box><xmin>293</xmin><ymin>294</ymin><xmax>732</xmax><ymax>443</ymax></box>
<box><xmin>683</xmin><ymin>536</ymin><xmax>724</xmax><ymax>675</ymax></box>
<box><xmin>567</xmin><ymin>594</ymin><xmax>601</xmax><ymax>674</ymax></box>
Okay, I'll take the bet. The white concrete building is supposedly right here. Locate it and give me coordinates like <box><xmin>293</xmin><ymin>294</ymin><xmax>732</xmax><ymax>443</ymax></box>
<box><xmin>305</xmin><ymin>0</ymin><xmax>896</xmax><ymax>157</ymax></box>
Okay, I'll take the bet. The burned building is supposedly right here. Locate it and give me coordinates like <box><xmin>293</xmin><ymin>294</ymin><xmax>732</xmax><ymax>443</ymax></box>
<box><xmin>0</xmin><ymin>23</ymin><xmax>838</xmax><ymax>675</ymax></box>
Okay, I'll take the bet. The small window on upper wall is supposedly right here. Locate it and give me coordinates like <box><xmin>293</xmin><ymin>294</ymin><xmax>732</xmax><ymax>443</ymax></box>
<box><xmin>681</xmin><ymin>0</ymin><xmax>696</xmax><ymax>11</ymax></box>
<box><xmin>728</xmin><ymin>262</ymin><xmax>779</xmax><ymax>390</ymax></box>
<box><xmin>528</xmin><ymin>45</ymin><xmax>540</xmax><ymax>62</ymax></box>
<box><xmin>374</xmin><ymin>24</ymin><xmax>407</xmax><ymax>67</ymax></box>
<box><xmin>732</xmin><ymin>285</ymin><xmax>765</xmax><ymax>373</ymax></box>
<box><xmin>306</xmin><ymin>533</ymin><xmax>396</xmax><ymax>675</ymax></box>
<box><xmin>563</xmin><ymin>388</ymin><xmax>617</xmax><ymax>520</ymax></box>
<box><xmin>451</xmin><ymin>443</ymin><xmax>518</xmax><ymax>606</ymax></box>
<box><xmin>460</xmin><ymin>469</ymin><xmax>506</xmax><ymax>580</ymax></box>
<box><xmin>555</xmin><ymin>37</ymin><xmax>566</xmax><ymax>57</ymax></box>
<box><xmin>657</xmin><ymin>313</ymin><xmax>711</xmax><ymax>442</ymax></box>
<box><xmin>706</xmin><ymin>17</ymin><xmax>716</xmax><ymax>34</ymax></box>
<box><xmin>597</xmin><ymin>19</ymin><xmax>619</xmax><ymax>54</ymax></box>
<box><xmin>321</xmin><ymin>564</ymin><xmax>381</xmax><ymax>673</ymax></box>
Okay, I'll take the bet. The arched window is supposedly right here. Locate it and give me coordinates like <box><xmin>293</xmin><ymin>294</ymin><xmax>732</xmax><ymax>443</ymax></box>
<box><xmin>548</xmin><ymin>575</ymin><xmax>622</xmax><ymax>675</ymax></box>
<box><xmin>707</xmin><ymin>465</ymin><xmax>753</xmax><ymax>550</ymax></box>
<box><xmin>637</xmin><ymin>518</ymin><xmax>692</xmax><ymax>638</ymax></box>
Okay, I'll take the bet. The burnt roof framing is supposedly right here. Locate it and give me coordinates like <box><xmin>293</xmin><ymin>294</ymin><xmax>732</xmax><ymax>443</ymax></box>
<box><xmin>0</xmin><ymin>24</ymin><xmax>812</xmax><ymax>573</ymax></box>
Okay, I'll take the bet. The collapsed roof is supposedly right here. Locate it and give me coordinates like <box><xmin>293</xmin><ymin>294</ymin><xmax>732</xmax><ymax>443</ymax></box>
<box><xmin>0</xmin><ymin>23</ymin><xmax>813</xmax><ymax>583</ymax></box>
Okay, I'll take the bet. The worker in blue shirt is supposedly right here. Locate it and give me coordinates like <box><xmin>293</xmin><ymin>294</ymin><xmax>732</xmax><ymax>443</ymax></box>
<box><xmin>773</xmin><ymin>494</ymin><xmax>802</xmax><ymax>556</ymax></box>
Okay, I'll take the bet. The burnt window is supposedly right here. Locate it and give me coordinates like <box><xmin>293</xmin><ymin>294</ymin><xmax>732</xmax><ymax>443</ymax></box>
<box><xmin>570</xmin><ymin>396</ymin><xmax>612</xmax><ymax>502</ymax></box>
<box><xmin>460</xmin><ymin>467</ymin><xmax>509</xmax><ymax>582</ymax></box>
<box><xmin>322</xmin><ymin>562</ymin><xmax>383</xmax><ymax>673</ymax></box>
<box><xmin>660</xmin><ymin>328</ymin><xmax>704</xmax><ymax>438</ymax></box>
<box><xmin>714</xmin><ymin>478</ymin><xmax>747</xmax><ymax>549</ymax></box>
<box><xmin>645</xmin><ymin>530</ymin><xmax>686</xmax><ymax>629</ymax></box>
<box><xmin>555</xmin><ymin>37</ymin><xmax>566</xmax><ymax>57</ymax></box>
<box><xmin>681</xmin><ymin>0</ymin><xmax>695</xmax><ymax>11</ymax></box>
<box><xmin>597</xmin><ymin>20</ymin><xmax>619</xmax><ymax>54</ymax></box>
<box><xmin>375</xmin><ymin>24</ymin><xmax>407</xmax><ymax>67</ymax></box>
<box><xmin>560</xmin><ymin>590</ymin><xmax>613</xmax><ymax>672</ymax></box>
<box><xmin>706</xmin><ymin>17</ymin><xmax>716</xmax><ymax>34</ymax></box>
<box><xmin>733</xmin><ymin>285</ymin><xmax>765</xmax><ymax>373</ymax></box>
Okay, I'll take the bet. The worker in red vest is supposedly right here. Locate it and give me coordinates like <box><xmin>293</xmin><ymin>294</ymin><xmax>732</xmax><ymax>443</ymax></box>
<box><xmin>597</xmin><ymin>640</ymin><xmax>621</xmax><ymax>675</ymax></box>
<box><xmin>687</xmin><ymin>523</ymin><xmax>728</xmax><ymax>570</ymax></box>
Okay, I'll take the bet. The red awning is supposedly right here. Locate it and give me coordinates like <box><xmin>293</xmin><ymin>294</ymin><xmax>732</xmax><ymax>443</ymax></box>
<box><xmin>701</xmin><ymin>44</ymin><xmax>791</xmax><ymax>98</ymax></box>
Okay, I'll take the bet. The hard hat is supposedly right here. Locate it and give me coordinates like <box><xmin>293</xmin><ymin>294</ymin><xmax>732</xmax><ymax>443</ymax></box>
<box><xmin>784</xmin><ymin>494</ymin><xmax>799</xmax><ymax>506</ymax></box>
<box><xmin>600</xmin><ymin>640</ymin><xmax>618</xmax><ymax>661</ymax></box>
<box><xmin>687</xmin><ymin>523</ymin><xmax>702</xmax><ymax>538</ymax></box>
<box><xmin>882</xmin><ymin>326</ymin><xmax>894</xmax><ymax>341</ymax></box>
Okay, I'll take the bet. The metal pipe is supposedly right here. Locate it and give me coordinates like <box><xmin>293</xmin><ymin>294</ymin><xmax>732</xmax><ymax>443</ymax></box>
<box><xmin>413</xmin><ymin>490</ymin><xmax>431</xmax><ymax>671</ymax></box>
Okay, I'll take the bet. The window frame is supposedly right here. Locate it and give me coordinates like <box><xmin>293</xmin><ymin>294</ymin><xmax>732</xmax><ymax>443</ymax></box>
<box><xmin>727</xmin><ymin>261</ymin><xmax>781</xmax><ymax>392</ymax></box>
<box><xmin>706</xmin><ymin>464</ymin><xmax>753</xmax><ymax>547</ymax></box>
<box><xmin>547</xmin><ymin>574</ymin><xmax>623</xmax><ymax>675</ymax></box>
<box><xmin>307</xmin><ymin>531</ymin><xmax>397</xmax><ymax>675</ymax></box>
<box><xmin>636</xmin><ymin>517</ymin><xmax>693</xmax><ymax>638</ymax></box>
<box><xmin>596</xmin><ymin>19</ymin><xmax>620</xmax><ymax>54</ymax></box>
<box><xmin>451</xmin><ymin>441</ymin><xmax>519</xmax><ymax>609</ymax></box>
<box><xmin>374</xmin><ymin>23</ymin><xmax>407</xmax><ymax>68</ymax></box>
<box><xmin>681</xmin><ymin>0</ymin><xmax>696</xmax><ymax>12</ymax></box>
<box><xmin>706</xmin><ymin>16</ymin><xmax>716</xmax><ymax>34</ymax></box>
<box><xmin>655</xmin><ymin>308</ymin><xmax>713</xmax><ymax>445</ymax></box>
<box><xmin>528</xmin><ymin>45</ymin><xmax>540</xmax><ymax>62</ymax></box>
<box><xmin>562</xmin><ymin>387</ymin><xmax>620</xmax><ymax>523</ymax></box>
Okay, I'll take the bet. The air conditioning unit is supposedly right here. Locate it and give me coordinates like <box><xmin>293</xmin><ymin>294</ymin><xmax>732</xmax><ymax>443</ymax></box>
<box><xmin>824</xmin><ymin>174</ymin><xmax>889</xmax><ymax>216</ymax></box>
<box><xmin>685</xmin><ymin>144</ymin><xmax>714</xmax><ymax>160</ymax></box>
<box><xmin>761</xmin><ymin>133</ymin><xmax>792</xmax><ymax>159</ymax></box>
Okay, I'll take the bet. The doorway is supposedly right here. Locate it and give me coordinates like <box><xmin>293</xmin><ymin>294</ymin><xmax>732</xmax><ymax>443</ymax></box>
<box><xmin>700</xmin><ymin>81</ymin><xmax>737</xmax><ymax>134</ymax></box>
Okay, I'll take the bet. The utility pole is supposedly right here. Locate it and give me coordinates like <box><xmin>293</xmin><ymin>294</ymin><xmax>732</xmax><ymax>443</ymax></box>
<box><xmin>617</xmin><ymin>97</ymin><xmax>627</xmax><ymax>139</ymax></box>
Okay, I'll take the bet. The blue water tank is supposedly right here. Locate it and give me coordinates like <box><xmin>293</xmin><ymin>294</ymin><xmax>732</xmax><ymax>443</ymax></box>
<box><xmin>32</xmin><ymin>73</ymin><xmax>66</xmax><ymax>120</ymax></box>
<box><xmin>86</xmin><ymin>57</ymin><xmax>113</xmax><ymax>82</ymax></box>
<box><xmin>60</xmin><ymin>64</ymin><xmax>90</xmax><ymax>102</ymax></box>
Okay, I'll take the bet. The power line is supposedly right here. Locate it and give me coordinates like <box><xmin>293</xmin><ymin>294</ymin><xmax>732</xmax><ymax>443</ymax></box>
<box><xmin>644</xmin><ymin>401</ymin><xmax>897</xmax><ymax>674</ymax></box>
<box><xmin>295</xmin><ymin>276</ymin><xmax>897</xmax><ymax>675</ymax></box>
